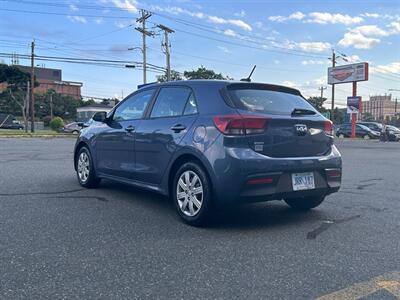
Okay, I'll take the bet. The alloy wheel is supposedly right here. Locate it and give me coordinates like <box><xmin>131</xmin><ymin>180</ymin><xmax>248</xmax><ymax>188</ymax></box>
<box><xmin>77</xmin><ymin>152</ymin><xmax>90</xmax><ymax>183</ymax></box>
<box><xmin>176</xmin><ymin>170</ymin><xmax>203</xmax><ymax>217</ymax></box>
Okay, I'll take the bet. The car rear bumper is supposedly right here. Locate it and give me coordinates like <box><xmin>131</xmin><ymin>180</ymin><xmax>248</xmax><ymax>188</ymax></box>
<box><xmin>207</xmin><ymin>141</ymin><xmax>342</xmax><ymax>204</ymax></box>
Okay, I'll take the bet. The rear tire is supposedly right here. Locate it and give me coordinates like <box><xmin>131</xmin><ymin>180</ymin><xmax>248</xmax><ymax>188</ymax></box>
<box><xmin>338</xmin><ymin>134</ymin><xmax>345</xmax><ymax>139</ymax></box>
<box><xmin>284</xmin><ymin>195</ymin><xmax>325</xmax><ymax>210</ymax></box>
<box><xmin>363</xmin><ymin>134</ymin><xmax>370</xmax><ymax>140</ymax></box>
<box><xmin>76</xmin><ymin>147</ymin><xmax>101</xmax><ymax>188</ymax></box>
<box><xmin>72</xmin><ymin>130</ymin><xmax>79</xmax><ymax>135</ymax></box>
<box><xmin>172</xmin><ymin>162</ymin><xmax>213</xmax><ymax>226</ymax></box>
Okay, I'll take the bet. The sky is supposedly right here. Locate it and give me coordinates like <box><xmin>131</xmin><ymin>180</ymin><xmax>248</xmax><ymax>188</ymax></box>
<box><xmin>1</xmin><ymin>0</ymin><xmax>399</xmax><ymax>107</ymax></box>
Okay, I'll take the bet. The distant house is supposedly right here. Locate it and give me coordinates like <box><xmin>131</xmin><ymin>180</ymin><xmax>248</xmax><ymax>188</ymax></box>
<box><xmin>76</xmin><ymin>104</ymin><xmax>112</xmax><ymax>122</ymax></box>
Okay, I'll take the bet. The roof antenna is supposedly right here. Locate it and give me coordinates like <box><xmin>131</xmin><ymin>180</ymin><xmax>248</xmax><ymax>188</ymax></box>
<box><xmin>240</xmin><ymin>65</ymin><xmax>256</xmax><ymax>82</ymax></box>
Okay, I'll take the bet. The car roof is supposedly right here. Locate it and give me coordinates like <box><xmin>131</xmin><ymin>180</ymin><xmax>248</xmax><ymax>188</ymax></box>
<box><xmin>138</xmin><ymin>80</ymin><xmax>302</xmax><ymax>95</ymax></box>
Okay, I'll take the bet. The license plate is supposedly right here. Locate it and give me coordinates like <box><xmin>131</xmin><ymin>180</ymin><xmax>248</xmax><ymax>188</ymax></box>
<box><xmin>292</xmin><ymin>172</ymin><xmax>315</xmax><ymax>191</ymax></box>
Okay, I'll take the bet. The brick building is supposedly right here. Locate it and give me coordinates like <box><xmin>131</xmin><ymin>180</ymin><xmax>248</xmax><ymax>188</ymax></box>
<box><xmin>0</xmin><ymin>65</ymin><xmax>82</xmax><ymax>100</ymax></box>
<box><xmin>362</xmin><ymin>95</ymin><xmax>398</xmax><ymax>121</ymax></box>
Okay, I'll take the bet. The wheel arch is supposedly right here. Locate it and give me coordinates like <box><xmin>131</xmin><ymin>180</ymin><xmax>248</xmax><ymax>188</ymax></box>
<box><xmin>165</xmin><ymin>150</ymin><xmax>216</xmax><ymax>198</ymax></box>
<box><xmin>74</xmin><ymin>140</ymin><xmax>90</xmax><ymax>170</ymax></box>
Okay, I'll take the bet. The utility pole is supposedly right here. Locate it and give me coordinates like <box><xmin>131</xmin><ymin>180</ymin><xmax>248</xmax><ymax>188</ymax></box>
<box><xmin>135</xmin><ymin>10</ymin><xmax>153</xmax><ymax>84</ymax></box>
<box><xmin>25</xmin><ymin>81</ymin><xmax>30</xmax><ymax>133</ymax></box>
<box><xmin>30</xmin><ymin>40</ymin><xmax>35</xmax><ymax>133</ymax></box>
<box><xmin>318</xmin><ymin>86</ymin><xmax>327</xmax><ymax>99</ymax></box>
<box><xmin>157</xmin><ymin>24</ymin><xmax>175</xmax><ymax>81</ymax></box>
<box><xmin>330</xmin><ymin>49</ymin><xmax>336</xmax><ymax>122</ymax></box>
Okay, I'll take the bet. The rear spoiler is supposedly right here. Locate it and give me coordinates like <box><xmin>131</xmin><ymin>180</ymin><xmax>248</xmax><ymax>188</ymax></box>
<box><xmin>226</xmin><ymin>83</ymin><xmax>301</xmax><ymax>96</ymax></box>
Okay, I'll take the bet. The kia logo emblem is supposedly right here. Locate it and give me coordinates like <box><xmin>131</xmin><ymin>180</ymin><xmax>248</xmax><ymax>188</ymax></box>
<box><xmin>295</xmin><ymin>124</ymin><xmax>308</xmax><ymax>135</ymax></box>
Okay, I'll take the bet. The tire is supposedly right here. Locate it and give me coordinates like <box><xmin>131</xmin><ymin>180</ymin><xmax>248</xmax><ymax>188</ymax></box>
<box><xmin>76</xmin><ymin>147</ymin><xmax>101</xmax><ymax>188</ymax></box>
<box><xmin>172</xmin><ymin>162</ymin><xmax>213</xmax><ymax>226</ymax></box>
<box><xmin>338</xmin><ymin>134</ymin><xmax>345</xmax><ymax>139</ymax></box>
<box><xmin>72</xmin><ymin>130</ymin><xmax>79</xmax><ymax>135</ymax></box>
<box><xmin>363</xmin><ymin>134</ymin><xmax>370</xmax><ymax>140</ymax></box>
<box><xmin>284</xmin><ymin>195</ymin><xmax>325</xmax><ymax>210</ymax></box>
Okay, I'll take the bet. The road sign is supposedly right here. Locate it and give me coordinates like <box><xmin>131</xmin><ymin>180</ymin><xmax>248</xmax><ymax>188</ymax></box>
<box><xmin>328</xmin><ymin>62</ymin><xmax>369</xmax><ymax>85</ymax></box>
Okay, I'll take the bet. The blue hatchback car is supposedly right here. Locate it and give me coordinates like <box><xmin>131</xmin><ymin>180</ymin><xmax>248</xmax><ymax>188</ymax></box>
<box><xmin>74</xmin><ymin>80</ymin><xmax>342</xmax><ymax>225</ymax></box>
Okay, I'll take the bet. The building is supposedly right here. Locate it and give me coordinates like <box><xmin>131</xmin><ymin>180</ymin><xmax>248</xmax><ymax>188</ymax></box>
<box><xmin>17</xmin><ymin>65</ymin><xmax>82</xmax><ymax>100</ymax></box>
<box><xmin>76</xmin><ymin>104</ymin><xmax>112</xmax><ymax>122</ymax></box>
<box><xmin>362</xmin><ymin>95</ymin><xmax>398</xmax><ymax>121</ymax></box>
<box><xmin>0</xmin><ymin>65</ymin><xmax>82</xmax><ymax>100</ymax></box>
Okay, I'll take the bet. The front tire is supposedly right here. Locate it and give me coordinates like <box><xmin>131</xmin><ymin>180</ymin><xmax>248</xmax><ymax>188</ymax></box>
<box><xmin>76</xmin><ymin>147</ymin><xmax>101</xmax><ymax>188</ymax></box>
<box><xmin>284</xmin><ymin>195</ymin><xmax>325</xmax><ymax>210</ymax></box>
<box><xmin>338</xmin><ymin>134</ymin><xmax>345</xmax><ymax>139</ymax></box>
<box><xmin>364</xmin><ymin>134</ymin><xmax>370</xmax><ymax>140</ymax></box>
<box><xmin>172</xmin><ymin>162</ymin><xmax>213</xmax><ymax>226</ymax></box>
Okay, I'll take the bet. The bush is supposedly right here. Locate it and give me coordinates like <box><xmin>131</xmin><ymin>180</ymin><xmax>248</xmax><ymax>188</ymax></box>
<box><xmin>49</xmin><ymin>117</ymin><xmax>64</xmax><ymax>131</ymax></box>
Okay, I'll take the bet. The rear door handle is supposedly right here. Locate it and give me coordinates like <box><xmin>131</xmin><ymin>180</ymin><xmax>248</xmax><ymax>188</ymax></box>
<box><xmin>125</xmin><ymin>125</ymin><xmax>135</xmax><ymax>132</ymax></box>
<box><xmin>170</xmin><ymin>124</ymin><xmax>186</xmax><ymax>133</ymax></box>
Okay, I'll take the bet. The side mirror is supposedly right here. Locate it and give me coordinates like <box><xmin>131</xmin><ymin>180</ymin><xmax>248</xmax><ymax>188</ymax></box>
<box><xmin>92</xmin><ymin>111</ymin><xmax>107</xmax><ymax>122</ymax></box>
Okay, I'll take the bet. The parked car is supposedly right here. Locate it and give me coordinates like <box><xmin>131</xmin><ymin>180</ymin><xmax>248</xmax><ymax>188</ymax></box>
<box><xmin>62</xmin><ymin>122</ymin><xmax>82</xmax><ymax>134</ymax></box>
<box><xmin>385</xmin><ymin>125</ymin><xmax>400</xmax><ymax>141</ymax></box>
<box><xmin>0</xmin><ymin>120</ymin><xmax>24</xmax><ymax>130</ymax></box>
<box><xmin>0</xmin><ymin>113</ymin><xmax>24</xmax><ymax>130</ymax></box>
<box><xmin>74</xmin><ymin>81</ymin><xmax>342</xmax><ymax>225</ymax></box>
<box><xmin>357</xmin><ymin>121</ymin><xmax>383</xmax><ymax>134</ymax></box>
<box><xmin>336</xmin><ymin>123</ymin><xmax>380</xmax><ymax>139</ymax></box>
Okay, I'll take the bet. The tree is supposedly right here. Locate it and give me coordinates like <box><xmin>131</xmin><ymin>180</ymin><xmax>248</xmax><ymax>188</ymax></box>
<box><xmin>184</xmin><ymin>66</ymin><xmax>232</xmax><ymax>80</ymax></box>
<box><xmin>362</xmin><ymin>112</ymin><xmax>374</xmax><ymax>121</ymax></box>
<box><xmin>307</xmin><ymin>96</ymin><xmax>327</xmax><ymax>112</ymax></box>
<box><xmin>0</xmin><ymin>64</ymin><xmax>34</xmax><ymax>131</ymax></box>
<box><xmin>156</xmin><ymin>70</ymin><xmax>183</xmax><ymax>82</ymax></box>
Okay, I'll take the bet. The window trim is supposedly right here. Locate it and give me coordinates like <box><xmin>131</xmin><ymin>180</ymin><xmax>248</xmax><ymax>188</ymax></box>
<box><xmin>109</xmin><ymin>87</ymin><xmax>157</xmax><ymax>122</ymax></box>
<box><xmin>147</xmin><ymin>85</ymin><xmax>199</xmax><ymax>120</ymax></box>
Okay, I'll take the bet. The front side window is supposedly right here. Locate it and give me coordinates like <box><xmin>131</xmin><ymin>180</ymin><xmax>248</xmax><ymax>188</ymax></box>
<box><xmin>151</xmin><ymin>87</ymin><xmax>192</xmax><ymax>118</ymax></box>
<box><xmin>113</xmin><ymin>89</ymin><xmax>154</xmax><ymax>121</ymax></box>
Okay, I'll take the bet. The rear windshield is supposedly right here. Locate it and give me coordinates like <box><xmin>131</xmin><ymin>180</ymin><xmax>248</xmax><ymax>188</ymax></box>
<box><xmin>227</xmin><ymin>87</ymin><xmax>317</xmax><ymax>115</ymax></box>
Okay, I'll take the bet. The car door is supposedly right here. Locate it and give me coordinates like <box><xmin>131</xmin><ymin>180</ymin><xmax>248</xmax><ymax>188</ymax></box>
<box><xmin>134</xmin><ymin>86</ymin><xmax>199</xmax><ymax>184</ymax></box>
<box><xmin>95</xmin><ymin>88</ymin><xmax>155</xmax><ymax>179</ymax></box>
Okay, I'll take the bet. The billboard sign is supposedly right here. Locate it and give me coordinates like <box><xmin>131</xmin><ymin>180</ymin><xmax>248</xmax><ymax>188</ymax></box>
<box><xmin>347</xmin><ymin>96</ymin><xmax>362</xmax><ymax>114</ymax></box>
<box><xmin>328</xmin><ymin>62</ymin><xmax>369</xmax><ymax>84</ymax></box>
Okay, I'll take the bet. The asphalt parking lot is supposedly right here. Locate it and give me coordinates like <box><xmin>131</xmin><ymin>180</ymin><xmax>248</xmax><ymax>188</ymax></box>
<box><xmin>1</xmin><ymin>138</ymin><xmax>399</xmax><ymax>299</ymax></box>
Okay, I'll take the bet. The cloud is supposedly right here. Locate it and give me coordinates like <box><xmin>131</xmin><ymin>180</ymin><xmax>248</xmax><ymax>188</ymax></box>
<box><xmin>95</xmin><ymin>18</ymin><xmax>104</xmax><ymax>24</ymax></box>
<box><xmin>234</xmin><ymin>10</ymin><xmax>246</xmax><ymax>18</ymax></box>
<box><xmin>361</xmin><ymin>13</ymin><xmax>380</xmax><ymax>18</ymax></box>
<box><xmin>69</xmin><ymin>4</ymin><xmax>79</xmax><ymax>12</ymax></box>
<box><xmin>67</xmin><ymin>16</ymin><xmax>87</xmax><ymax>24</ymax></box>
<box><xmin>282</xmin><ymin>81</ymin><xmax>298</xmax><ymax>88</ymax></box>
<box><xmin>223</xmin><ymin>29</ymin><xmax>237</xmax><ymax>37</ymax></box>
<box><xmin>217</xmin><ymin>46</ymin><xmax>231</xmax><ymax>53</ymax></box>
<box><xmin>338</xmin><ymin>31</ymin><xmax>380</xmax><ymax>49</ymax></box>
<box><xmin>306</xmin><ymin>12</ymin><xmax>363</xmax><ymax>25</ymax></box>
<box><xmin>105</xmin><ymin>0</ymin><xmax>138</xmax><ymax>13</ymax></box>
<box><xmin>295</xmin><ymin>42</ymin><xmax>331</xmax><ymax>52</ymax></box>
<box><xmin>351</xmin><ymin>25</ymin><xmax>389</xmax><ymax>37</ymax></box>
<box><xmin>208</xmin><ymin>15</ymin><xmax>252</xmax><ymax>31</ymax></box>
<box><xmin>389</xmin><ymin>22</ymin><xmax>400</xmax><ymax>34</ymax></box>
<box><xmin>337</xmin><ymin>24</ymin><xmax>399</xmax><ymax>49</ymax></box>
<box><xmin>269</xmin><ymin>11</ymin><xmax>363</xmax><ymax>25</ymax></box>
<box><xmin>115</xmin><ymin>21</ymin><xmax>131</xmax><ymax>28</ymax></box>
<box><xmin>371</xmin><ymin>62</ymin><xmax>400</xmax><ymax>74</ymax></box>
<box><xmin>289</xmin><ymin>11</ymin><xmax>305</xmax><ymax>20</ymax></box>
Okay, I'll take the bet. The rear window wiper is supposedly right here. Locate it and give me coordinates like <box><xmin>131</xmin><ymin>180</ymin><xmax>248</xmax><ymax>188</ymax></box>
<box><xmin>291</xmin><ymin>108</ymin><xmax>316</xmax><ymax>116</ymax></box>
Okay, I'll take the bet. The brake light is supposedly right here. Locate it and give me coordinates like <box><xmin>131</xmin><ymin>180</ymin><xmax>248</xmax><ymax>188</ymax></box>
<box><xmin>213</xmin><ymin>115</ymin><xmax>268</xmax><ymax>135</ymax></box>
<box><xmin>324</xmin><ymin>120</ymin><xmax>333</xmax><ymax>136</ymax></box>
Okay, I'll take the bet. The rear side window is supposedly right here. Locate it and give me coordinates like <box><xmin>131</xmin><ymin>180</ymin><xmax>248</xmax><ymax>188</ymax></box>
<box><xmin>227</xmin><ymin>86</ymin><xmax>316</xmax><ymax>115</ymax></box>
<box><xmin>151</xmin><ymin>87</ymin><xmax>192</xmax><ymax>118</ymax></box>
